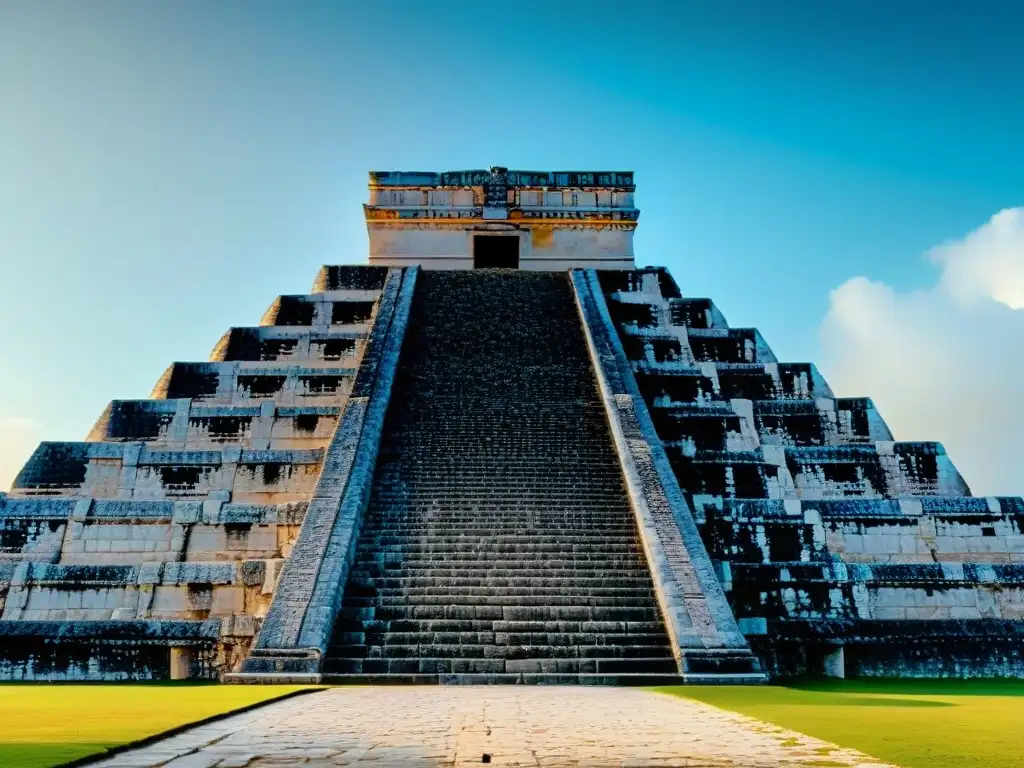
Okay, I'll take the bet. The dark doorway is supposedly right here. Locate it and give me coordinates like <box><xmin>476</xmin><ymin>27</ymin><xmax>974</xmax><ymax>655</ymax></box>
<box><xmin>473</xmin><ymin>235</ymin><xmax>519</xmax><ymax>269</ymax></box>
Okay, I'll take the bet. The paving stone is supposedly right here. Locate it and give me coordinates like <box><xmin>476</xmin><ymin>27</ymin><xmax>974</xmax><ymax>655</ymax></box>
<box><xmin>92</xmin><ymin>687</ymin><xmax>891</xmax><ymax>767</ymax></box>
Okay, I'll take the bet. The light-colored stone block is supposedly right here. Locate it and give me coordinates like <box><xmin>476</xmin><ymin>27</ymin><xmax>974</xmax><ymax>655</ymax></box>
<box><xmin>210</xmin><ymin>586</ymin><xmax>244</xmax><ymax>616</ymax></box>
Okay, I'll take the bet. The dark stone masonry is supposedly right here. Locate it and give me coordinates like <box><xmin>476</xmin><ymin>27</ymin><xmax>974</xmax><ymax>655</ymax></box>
<box><xmin>2</xmin><ymin>168</ymin><xmax>1022</xmax><ymax>682</ymax></box>
<box><xmin>323</xmin><ymin>271</ymin><xmax>679</xmax><ymax>683</ymax></box>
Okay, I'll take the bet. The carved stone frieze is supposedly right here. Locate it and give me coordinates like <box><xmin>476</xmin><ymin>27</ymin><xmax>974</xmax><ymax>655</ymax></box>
<box><xmin>371</xmin><ymin>167</ymin><xmax>636</xmax><ymax>190</ymax></box>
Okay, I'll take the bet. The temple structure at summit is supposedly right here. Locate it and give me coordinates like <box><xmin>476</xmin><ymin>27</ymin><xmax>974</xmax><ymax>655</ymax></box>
<box><xmin>2</xmin><ymin>167</ymin><xmax>1023</xmax><ymax>683</ymax></box>
<box><xmin>364</xmin><ymin>168</ymin><xmax>638</xmax><ymax>270</ymax></box>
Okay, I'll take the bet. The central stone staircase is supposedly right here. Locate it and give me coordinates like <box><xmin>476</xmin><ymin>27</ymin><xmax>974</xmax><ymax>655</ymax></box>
<box><xmin>323</xmin><ymin>271</ymin><xmax>680</xmax><ymax>683</ymax></box>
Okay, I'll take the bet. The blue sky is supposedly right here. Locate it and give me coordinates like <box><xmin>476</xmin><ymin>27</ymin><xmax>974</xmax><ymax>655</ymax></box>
<box><xmin>1</xmin><ymin>1</ymin><xmax>1022</xmax><ymax>493</ymax></box>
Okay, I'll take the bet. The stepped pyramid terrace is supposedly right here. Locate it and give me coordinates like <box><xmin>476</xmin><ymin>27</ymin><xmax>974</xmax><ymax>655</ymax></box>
<box><xmin>3</xmin><ymin>166</ymin><xmax>1024</xmax><ymax>684</ymax></box>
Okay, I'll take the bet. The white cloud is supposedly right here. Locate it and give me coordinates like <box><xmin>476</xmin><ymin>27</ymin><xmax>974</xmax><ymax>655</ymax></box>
<box><xmin>932</xmin><ymin>208</ymin><xmax>1024</xmax><ymax>310</ymax></box>
<box><xmin>0</xmin><ymin>416</ymin><xmax>42</xmax><ymax>493</ymax></box>
<box><xmin>819</xmin><ymin>208</ymin><xmax>1024</xmax><ymax>497</ymax></box>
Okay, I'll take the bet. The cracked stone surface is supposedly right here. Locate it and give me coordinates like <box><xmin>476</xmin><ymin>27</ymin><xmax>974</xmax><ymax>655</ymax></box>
<box><xmin>92</xmin><ymin>687</ymin><xmax>891</xmax><ymax>767</ymax></box>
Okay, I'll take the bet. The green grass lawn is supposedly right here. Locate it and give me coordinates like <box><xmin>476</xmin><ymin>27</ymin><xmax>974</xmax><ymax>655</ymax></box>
<box><xmin>655</xmin><ymin>679</ymin><xmax>1024</xmax><ymax>768</ymax></box>
<box><xmin>5</xmin><ymin>681</ymin><xmax>1023</xmax><ymax>768</ymax></box>
<box><xmin>0</xmin><ymin>683</ymin><xmax>312</xmax><ymax>767</ymax></box>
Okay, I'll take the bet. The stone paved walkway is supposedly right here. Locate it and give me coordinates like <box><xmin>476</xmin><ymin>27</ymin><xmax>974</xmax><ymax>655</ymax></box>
<box><xmin>93</xmin><ymin>687</ymin><xmax>891</xmax><ymax>767</ymax></box>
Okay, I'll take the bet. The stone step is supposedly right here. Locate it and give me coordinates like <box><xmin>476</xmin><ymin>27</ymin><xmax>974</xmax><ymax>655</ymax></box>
<box><xmin>351</xmin><ymin>567</ymin><xmax>653</xmax><ymax>580</ymax></box>
<box><xmin>368</xmin><ymin>503</ymin><xmax>631</xmax><ymax>511</ymax></box>
<box><xmin>366</xmin><ymin>496</ymin><xmax>628</xmax><ymax>504</ymax></box>
<box><xmin>374</xmin><ymin>465</ymin><xmax>624</xmax><ymax>472</ymax></box>
<box><xmin>367</xmin><ymin>500</ymin><xmax>632</xmax><ymax>508</ymax></box>
<box><xmin>318</xmin><ymin>672</ymin><xmax>683</xmax><ymax>685</ymax></box>
<box><xmin>356</xmin><ymin>539</ymin><xmax>642</xmax><ymax>549</ymax></box>
<box><xmin>339</xmin><ymin>605</ymin><xmax>662</xmax><ymax>622</ymax></box>
<box><xmin>375</xmin><ymin>450</ymin><xmax>622</xmax><ymax>458</ymax></box>
<box><xmin>332</xmin><ymin>631</ymin><xmax>670</xmax><ymax>646</ymax></box>
<box><xmin>379</xmin><ymin>458</ymin><xmax>620</xmax><ymax>464</ymax></box>
<box><xmin>357</xmin><ymin>533</ymin><xmax>639</xmax><ymax>545</ymax></box>
<box><xmin>355</xmin><ymin>542</ymin><xmax>642</xmax><ymax>556</ymax></box>
<box><xmin>354</xmin><ymin>550</ymin><xmax>649</xmax><ymax>561</ymax></box>
<box><xmin>343</xmin><ymin>594</ymin><xmax>654</xmax><ymax>608</ymax></box>
<box><xmin>374</xmin><ymin>490</ymin><xmax>627</xmax><ymax>498</ymax></box>
<box><xmin>372</xmin><ymin>490</ymin><xmax>627</xmax><ymax>497</ymax></box>
<box><xmin>350</xmin><ymin>568</ymin><xmax>653</xmax><ymax>581</ymax></box>
<box><xmin>328</xmin><ymin>644</ymin><xmax>672</xmax><ymax>660</ymax></box>
<box><xmin>336</xmin><ymin>619</ymin><xmax>668</xmax><ymax>634</ymax></box>
<box><xmin>361</xmin><ymin>517</ymin><xmax>636</xmax><ymax>527</ymax></box>
<box><xmin>377</xmin><ymin>460</ymin><xmax>621</xmax><ymax>467</ymax></box>
<box><xmin>357</xmin><ymin>535</ymin><xmax>639</xmax><ymax>544</ymax></box>
<box><xmin>682</xmin><ymin>648</ymin><xmax>767</xmax><ymax>677</ymax></box>
<box><xmin>360</xmin><ymin>529</ymin><xmax>639</xmax><ymax>538</ymax></box>
<box><xmin>370</xmin><ymin>485</ymin><xmax>625</xmax><ymax>492</ymax></box>
<box><xmin>354</xmin><ymin>553</ymin><xmax>646</xmax><ymax>566</ymax></box>
<box><xmin>346</xmin><ymin>575</ymin><xmax>657</xmax><ymax>590</ymax></box>
<box><xmin>681</xmin><ymin>673</ymin><xmax>769</xmax><ymax>684</ymax></box>
<box><xmin>359</xmin><ymin>525</ymin><xmax>638</xmax><ymax>534</ymax></box>
<box><xmin>321</xmin><ymin>656</ymin><xmax>679</xmax><ymax>676</ymax></box>
<box><xmin>372</xmin><ymin>477</ymin><xmax>625</xmax><ymax>484</ymax></box>
<box><xmin>363</xmin><ymin>506</ymin><xmax>635</xmax><ymax>513</ymax></box>
<box><xmin>377</xmin><ymin>449</ymin><xmax>619</xmax><ymax>457</ymax></box>
<box><xmin>365</xmin><ymin>514</ymin><xmax>633</xmax><ymax>520</ymax></box>
<box><xmin>353</xmin><ymin>564</ymin><xmax>650</xmax><ymax>577</ymax></box>
<box><xmin>373</xmin><ymin>479</ymin><xmax>627</xmax><ymax>486</ymax></box>
<box><xmin>346</xmin><ymin>585</ymin><xmax>656</xmax><ymax>599</ymax></box>
<box><xmin>369</xmin><ymin>494</ymin><xmax>629</xmax><ymax>503</ymax></box>
<box><xmin>382</xmin><ymin>433</ymin><xmax>616</xmax><ymax>439</ymax></box>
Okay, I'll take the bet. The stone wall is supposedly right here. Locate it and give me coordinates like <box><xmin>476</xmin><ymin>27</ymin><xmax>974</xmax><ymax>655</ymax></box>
<box><xmin>570</xmin><ymin>269</ymin><xmax>763</xmax><ymax>682</ymax></box>
<box><xmin>367</xmin><ymin>223</ymin><xmax>636</xmax><ymax>271</ymax></box>
<box><xmin>0</xmin><ymin>619</ymin><xmax>220</xmax><ymax>681</ymax></box>
<box><xmin>597</xmin><ymin>266</ymin><xmax>1024</xmax><ymax>678</ymax></box>
<box><xmin>237</xmin><ymin>266</ymin><xmax>419</xmax><ymax>680</ymax></box>
<box><xmin>0</xmin><ymin>265</ymin><xmax>394</xmax><ymax>680</ymax></box>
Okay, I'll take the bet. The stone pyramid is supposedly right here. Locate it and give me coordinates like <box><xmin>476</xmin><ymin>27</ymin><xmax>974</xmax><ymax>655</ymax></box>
<box><xmin>1</xmin><ymin>168</ymin><xmax>1020</xmax><ymax>682</ymax></box>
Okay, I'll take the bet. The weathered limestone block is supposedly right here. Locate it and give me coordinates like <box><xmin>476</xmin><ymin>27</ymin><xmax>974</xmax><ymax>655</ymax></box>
<box><xmin>60</xmin><ymin>521</ymin><xmax>183</xmax><ymax>564</ymax></box>
<box><xmin>0</xmin><ymin>620</ymin><xmax>221</xmax><ymax>681</ymax></box>
<box><xmin>210</xmin><ymin>586</ymin><xmax>244</xmax><ymax>616</ymax></box>
<box><xmin>150</xmin><ymin>362</ymin><xmax>356</xmax><ymax>407</ymax></box>
<box><xmin>213</xmin><ymin>326</ymin><xmax>367</xmax><ymax>365</ymax></box>
<box><xmin>268</xmin><ymin>409</ymin><xmax>339</xmax><ymax>449</ymax></box>
<box><xmin>150</xmin><ymin>586</ymin><xmax>189</xmax><ymax>616</ymax></box>
<box><xmin>730</xmin><ymin>561</ymin><xmax>1024</xmax><ymax>628</ymax></box>
<box><xmin>312</xmin><ymin>265</ymin><xmax>390</xmax><ymax>293</ymax></box>
<box><xmin>95</xmin><ymin>400</ymin><xmax>345</xmax><ymax>453</ymax></box>
<box><xmin>132</xmin><ymin>463</ymin><xmax>225</xmax><ymax>500</ymax></box>
<box><xmin>229</xmin><ymin>460</ymin><xmax>321</xmax><ymax>503</ymax></box>
<box><xmin>184</xmin><ymin>524</ymin><xmax>281</xmax><ymax>560</ymax></box>
<box><xmin>0</xmin><ymin>518</ymin><xmax>65</xmax><ymax>562</ymax></box>
<box><xmin>259</xmin><ymin>294</ymin><xmax>376</xmax><ymax>330</ymax></box>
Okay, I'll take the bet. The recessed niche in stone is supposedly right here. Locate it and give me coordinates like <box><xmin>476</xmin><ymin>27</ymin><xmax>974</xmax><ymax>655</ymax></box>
<box><xmin>473</xmin><ymin>235</ymin><xmax>519</xmax><ymax>269</ymax></box>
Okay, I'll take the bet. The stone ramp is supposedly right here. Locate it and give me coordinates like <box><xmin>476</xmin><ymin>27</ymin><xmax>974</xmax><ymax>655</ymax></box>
<box><xmin>89</xmin><ymin>686</ymin><xmax>892</xmax><ymax>767</ymax></box>
<box><xmin>323</xmin><ymin>271</ymin><xmax>678</xmax><ymax>683</ymax></box>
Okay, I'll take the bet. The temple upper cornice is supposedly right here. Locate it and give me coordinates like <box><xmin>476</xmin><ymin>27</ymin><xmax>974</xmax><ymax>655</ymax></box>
<box><xmin>365</xmin><ymin>166</ymin><xmax>639</xmax><ymax>229</ymax></box>
<box><xmin>369</xmin><ymin>167</ymin><xmax>635</xmax><ymax>190</ymax></box>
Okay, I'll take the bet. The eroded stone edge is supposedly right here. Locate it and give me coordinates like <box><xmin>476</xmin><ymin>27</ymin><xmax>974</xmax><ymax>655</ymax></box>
<box><xmin>569</xmin><ymin>268</ymin><xmax>754</xmax><ymax>668</ymax></box>
<box><xmin>236</xmin><ymin>266</ymin><xmax>418</xmax><ymax>674</ymax></box>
